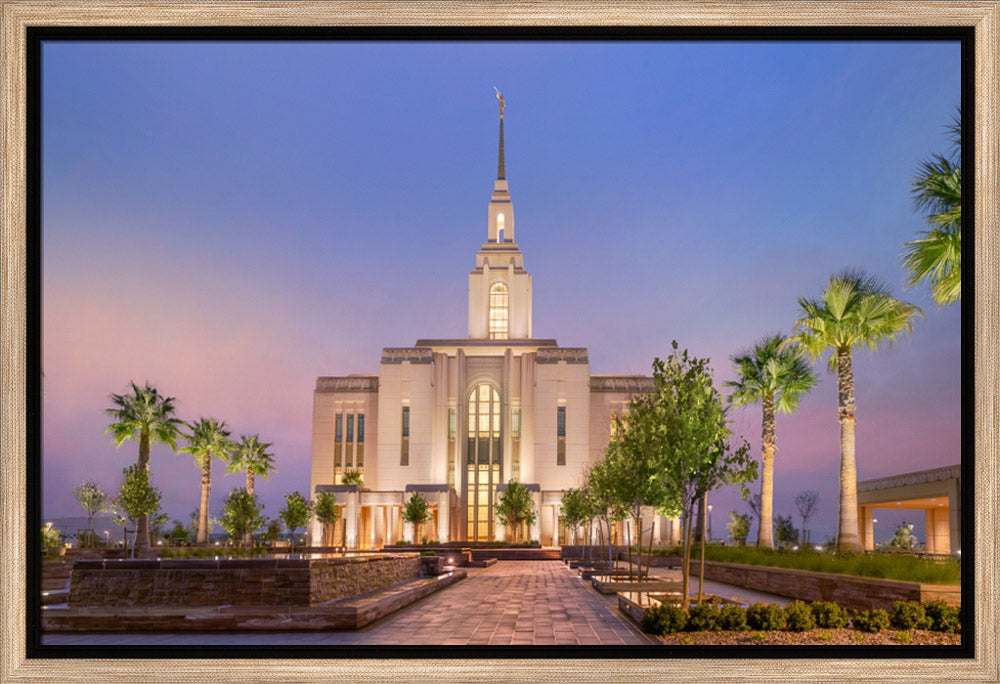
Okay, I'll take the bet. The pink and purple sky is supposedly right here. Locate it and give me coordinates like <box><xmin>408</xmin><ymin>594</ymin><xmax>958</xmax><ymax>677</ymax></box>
<box><xmin>41</xmin><ymin>40</ymin><xmax>961</xmax><ymax>544</ymax></box>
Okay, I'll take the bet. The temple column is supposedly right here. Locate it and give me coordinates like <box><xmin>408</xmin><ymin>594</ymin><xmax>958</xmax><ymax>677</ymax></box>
<box><xmin>438</xmin><ymin>491</ymin><xmax>451</xmax><ymax>543</ymax></box>
<box><xmin>529</xmin><ymin>491</ymin><xmax>541</xmax><ymax>543</ymax></box>
<box><xmin>346</xmin><ymin>491</ymin><xmax>359</xmax><ymax>550</ymax></box>
<box><xmin>552</xmin><ymin>504</ymin><xmax>561</xmax><ymax>546</ymax></box>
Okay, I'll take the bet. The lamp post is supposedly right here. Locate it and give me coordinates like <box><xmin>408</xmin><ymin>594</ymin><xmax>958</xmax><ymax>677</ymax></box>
<box><xmin>707</xmin><ymin>504</ymin><xmax>713</xmax><ymax>542</ymax></box>
<box><xmin>872</xmin><ymin>518</ymin><xmax>878</xmax><ymax>549</ymax></box>
<box><xmin>103</xmin><ymin>530</ymin><xmax>109</xmax><ymax>547</ymax></box>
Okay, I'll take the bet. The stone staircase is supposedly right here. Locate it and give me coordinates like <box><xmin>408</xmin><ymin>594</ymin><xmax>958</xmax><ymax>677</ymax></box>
<box><xmin>469</xmin><ymin>548</ymin><xmax>561</xmax><ymax>561</ymax></box>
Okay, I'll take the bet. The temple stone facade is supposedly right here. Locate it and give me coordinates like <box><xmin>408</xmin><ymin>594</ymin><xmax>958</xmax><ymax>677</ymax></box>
<box><xmin>309</xmin><ymin>102</ymin><xmax>679</xmax><ymax>548</ymax></box>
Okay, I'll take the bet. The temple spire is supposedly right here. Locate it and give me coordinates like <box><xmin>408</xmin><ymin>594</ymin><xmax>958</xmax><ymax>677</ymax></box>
<box><xmin>493</xmin><ymin>86</ymin><xmax>505</xmax><ymax>180</ymax></box>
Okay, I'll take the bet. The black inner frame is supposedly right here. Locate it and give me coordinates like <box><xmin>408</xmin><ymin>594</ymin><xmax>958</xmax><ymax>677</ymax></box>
<box><xmin>23</xmin><ymin>24</ymin><xmax>975</xmax><ymax>661</ymax></box>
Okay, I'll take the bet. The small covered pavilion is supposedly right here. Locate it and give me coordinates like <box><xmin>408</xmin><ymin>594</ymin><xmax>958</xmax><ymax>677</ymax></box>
<box><xmin>857</xmin><ymin>464</ymin><xmax>960</xmax><ymax>554</ymax></box>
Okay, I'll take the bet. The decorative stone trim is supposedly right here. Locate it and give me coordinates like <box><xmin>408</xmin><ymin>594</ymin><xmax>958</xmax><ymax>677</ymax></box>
<box><xmin>315</xmin><ymin>376</ymin><xmax>378</xmax><ymax>392</ymax></box>
<box><xmin>589</xmin><ymin>376</ymin><xmax>656</xmax><ymax>393</ymax></box>
<box><xmin>380</xmin><ymin>347</ymin><xmax>434</xmax><ymax>364</ymax></box>
<box><xmin>536</xmin><ymin>347</ymin><xmax>589</xmax><ymax>364</ymax></box>
<box><xmin>858</xmin><ymin>465</ymin><xmax>961</xmax><ymax>493</ymax></box>
<box><xmin>404</xmin><ymin>483</ymin><xmax>450</xmax><ymax>493</ymax></box>
<box><xmin>414</xmin><ymin>338</ymin><xmax>558</xmax><ymax>347</ymax></box>
<box><xmin>495</xmin><ymin>482</ymin><xmax>541</xmax><ymax>492</ymax></box>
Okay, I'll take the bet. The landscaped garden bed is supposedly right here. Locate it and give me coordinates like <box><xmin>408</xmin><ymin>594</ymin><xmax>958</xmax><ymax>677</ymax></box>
<box><xmin>627</xmin><ymin>594</ymin><xmax>961</xmax><ymax>647</ymax></box>
<box><xmin>654</xmin><ymin>628</ymin><xmax>960</xmax><ymax>646</ymax></box>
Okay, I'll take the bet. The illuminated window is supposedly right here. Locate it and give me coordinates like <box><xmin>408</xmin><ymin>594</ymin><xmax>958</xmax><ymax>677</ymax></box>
<box><xmin>401</xmin><ymin>406</ymin><xmax>410</xmax><ymax>466</ymax></box>
<box><xmin>466</xmin><ymin>384</ymin><xmax>501</xmax><ymax>541</ymax></box>
<box><xmin>335</xmin><ymin>412</ymin><xmax>345</xmax><ymax>474</ymax></box>
<box><xmin>496</xmin><ymin>212</ymin><xmax>505</xmax><ymax>242</ymax></box>
<box><xmin>557</xmin><ymin>406</ymin><xmax>566</xmax><ymax>466</ymax></box>
<box><xmin>357</xmin><ymin>413</ymin><xmax>365</xmax><ymax>467</ymax></box>
<box><xmin>488</xmin><ymin>283</ymin><xmax>509</xmax><ymax>339</ymax></box>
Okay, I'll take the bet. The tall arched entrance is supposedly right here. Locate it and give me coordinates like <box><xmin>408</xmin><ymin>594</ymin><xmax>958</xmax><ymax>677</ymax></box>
<box><xmin>466</xmin><ymin>383</ymin><xmax>501</xmax><ymax>541</ymax></box>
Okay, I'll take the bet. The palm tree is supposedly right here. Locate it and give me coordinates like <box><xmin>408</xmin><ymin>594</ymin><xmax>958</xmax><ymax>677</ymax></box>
<box><xmin>227</xmin><ymin>434</ymin><xmax>276</xmax><ymax>546</ymax></box>
<box><xmin>105</xmin><ymin>381</ymin><xmax>183</xmax><ymax>549</ymax></box>
<box><xmin>181</xmin><ymin>418</ymin><xmax>233</xmax><ymax>544</ymax></box>
<box><xmin>726</xmin><ymin>334</ymin><xmax>817</xmax><ymax>549</ymax></box>
<box><xmin>789</xmin><ymin>270</ymin><xmax>922</xmax><ymax>552</ymax></box>
<box><xmin>227</xmin><ymin>434</ymin><xmax>276</xmax><ymax>498</ymax></box>
<box><xmin>902</xmin><ymin>115</ymin><xmax>961</xmax><ymax>305</ymax></box>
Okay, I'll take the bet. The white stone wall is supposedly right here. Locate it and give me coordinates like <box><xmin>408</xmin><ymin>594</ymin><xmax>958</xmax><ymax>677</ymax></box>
<box><xmin>310</xmin><ymin>387</ymin><xmax>378</xmax><ymax>494</ymax></box>
<box><xmin>376</xmin><ymin>360</ymin><xmax>435</xmax><ymax>491</ymax></box>
<box><xmin>532</xmin><ymin>360</ymin><xmax>591</xmax><ymax>492</ymax></box>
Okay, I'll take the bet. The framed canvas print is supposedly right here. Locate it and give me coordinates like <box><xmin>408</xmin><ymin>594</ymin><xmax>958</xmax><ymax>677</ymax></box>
<box><xmin>1</xmin><ymin>1</ymin><xmax>996</xmax><ymax>682</ymax></box>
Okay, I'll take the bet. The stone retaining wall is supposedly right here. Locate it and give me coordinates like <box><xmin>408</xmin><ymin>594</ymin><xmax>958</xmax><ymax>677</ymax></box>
<box><xmin>310</xmin><ymin>555</ymin><xmax>421</xmax><ymax>604</ymax></box>
<box><xmin>69</xmin><ymin>554</ymin><xmax>420</xmax><ymax>608</ymax></box>
<box><xmin>690</xmin><ymin>560</ymin><xmax>960</xmax><ymax>610</ymax></box>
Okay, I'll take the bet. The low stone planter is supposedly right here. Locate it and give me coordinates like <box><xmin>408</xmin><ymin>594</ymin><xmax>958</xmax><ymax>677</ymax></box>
<box><xmin>590</xmin><ymin>576</ymin><xmax>683</xmax><ymax>595</ymax></box>
<box><xmin>69</xmin><ymin>554</ymin><xmax>422</xmax><ymax>608</ymax></box>
<box><xmin>690</xmin><ymin>560</ymin><xmax>960</xmax><ymax>611</ymax></box>
<box><xmin>45</xmin><ymin>569</ymin><xmax>467</xmax><ymax>632</ymax></box>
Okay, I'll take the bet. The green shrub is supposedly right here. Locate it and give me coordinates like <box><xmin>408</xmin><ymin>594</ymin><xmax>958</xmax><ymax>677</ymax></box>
<box><xmin>783</xmin><ymin>601</ymin><xmax>816</xmax><ymax>632</ymax></box>
<box><xmin>686</xmin><ymin>603</ymin><xmax>720</xmax><ymax>631</ymax></box>
<box><xmin>717</xmin><ymin>604</ymin><xmax>748</xmax><ymax>631</ymax></box>
<box><xmin>923</xmin><ymin>600</ymin><xmax>961</xmax><ymax>633</ymax></box>
<box><xmin>641</xmin><ymin>603</ymin><xmax>687</xmax><ymax>635</ymax></box>
<box><xmin>419</xmin><ymin>550</ymin><xmax>437</xmax><ymax>556</ymax></box>
<box><xmin>889</xmin><ymin>601</ymin><xmax>932</xmax><ymax>630</ymax></box>
<box><xmin>852</xmin><ymin>609</ymin><xmax>890</xmax><ymax>633</ymax></box>
<box><xmin>810</xmin><ymin>601</ymin><xmax>849</xmax><ymax>628</ymax></box>
<box><xmin>746</xmin><ymin>604</ymin><xmax>786</xmax><ymax>631</ymax></box>
<box><xmin>895</xmin><ymin>631</ymin><xmax>912</xmax><ymax>644</ymax></box>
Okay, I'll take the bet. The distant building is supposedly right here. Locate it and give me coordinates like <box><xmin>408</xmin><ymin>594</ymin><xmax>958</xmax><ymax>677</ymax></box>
<box><xmin>857</xmin><ymin>464</ymin><xmax>961</xmax><ymax>554</ymax></box>
<box><xmin>309</xmin><ymin>102</ymin><xmax>679</xmax><ymax>548</ymax></box>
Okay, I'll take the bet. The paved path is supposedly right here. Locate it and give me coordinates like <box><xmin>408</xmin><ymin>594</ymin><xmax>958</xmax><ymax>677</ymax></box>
<box><xmin>43</xmin><ymin>561</ymin><xmax>655</xmax><ymax>646</ymax></box>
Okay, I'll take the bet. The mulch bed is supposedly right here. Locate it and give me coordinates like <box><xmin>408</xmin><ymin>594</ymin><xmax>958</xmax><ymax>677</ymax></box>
<box><xmin>655</xmin><ymin>628</ymin><xmax>961</xmax><ymax>646</ymax></box>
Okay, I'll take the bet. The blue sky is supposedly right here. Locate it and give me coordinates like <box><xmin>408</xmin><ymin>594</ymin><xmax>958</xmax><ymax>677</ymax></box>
<box><xmin>42</xmin><ymin>40</ymin><xmax>961</xmax><ymax>544</ymax></box>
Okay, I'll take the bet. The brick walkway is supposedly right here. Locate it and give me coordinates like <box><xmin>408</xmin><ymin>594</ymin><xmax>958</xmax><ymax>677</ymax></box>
<box><xmin>42</xmin><ymin>561</ymin><xmax>655</xmax><ymax>646</ymax></box>
<box><xmin>349</xmin><ymin>560</ymin><xmax>653</xmax><ymax>645</ymax></box>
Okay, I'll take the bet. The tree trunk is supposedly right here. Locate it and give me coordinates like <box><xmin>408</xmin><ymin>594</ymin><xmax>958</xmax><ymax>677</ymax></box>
<box><xmin>626</xmin><ymin>516</ymin><xmax>634</xmax><ymax>581</ymax></box>
<box><xmin>698</xmin><ymin>494</ymin><xmax>708</xmax><ymax>605</ymax></box>
<box><xmin>197</xmin><ymin>453</ymin><xmax>212</xmax><ymax>544</ymax></box>
<box><xmin>135</xmin><ymin>429</ymin><xmax>151</xmax><ymax>550</ymax></box>
<box><xmin>681</xmin><ymin>502</ymin><xmax>694</xmax><ymax>614</ymax></box>
<box><xmin>643</xmin><ymin>517</ymin><xmax>655</xmax><ymax>582</ymax></box>
<box><xmin>836</xmin><ymin>348</ymin><xmax>862</xmax><ymax>552</ymax></box>
<box><xmin>244</xmin><ymin>471</ymin><xmax>255</xmax><ymax>548</ymax></box>
<box><xmin>757</xmin><ymin>395</ymin><xmax>776</xmax><ymax>549</ymax></box>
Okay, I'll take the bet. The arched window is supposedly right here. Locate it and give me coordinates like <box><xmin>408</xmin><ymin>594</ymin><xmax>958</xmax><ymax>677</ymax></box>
<box><xmin>496</xmin><ymin>213</ymin><xmax>505</xmax><ymax>242</ymax></box>
<box><xmin>488</xmin><ymin>283</ymin><xmax>509</xmax><ymax>339</ymax></box>
<box><xmin>467</xmin><ymin>384</ymin><xmax>501</xmax><ymax>541</ymax></box>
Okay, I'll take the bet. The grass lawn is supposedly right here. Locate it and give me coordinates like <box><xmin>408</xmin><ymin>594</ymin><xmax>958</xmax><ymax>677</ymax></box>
<box><xmin>648</xmin><ymin>545</ymin><xmax>960</xmax><ymax>584</ymax></box>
